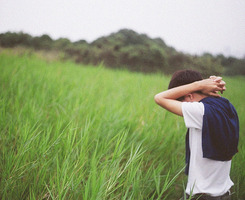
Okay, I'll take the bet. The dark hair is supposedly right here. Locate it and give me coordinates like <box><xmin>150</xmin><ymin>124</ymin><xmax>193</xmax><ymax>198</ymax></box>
<box><xmin>168</xmin><ymin>69</ymin><xmax>203</xmax><ymax>89</ymax></box>
<box><xmin>168</xmin><ymin>69</ymin><xmax>203</xmax><ymax>101</ymax></box>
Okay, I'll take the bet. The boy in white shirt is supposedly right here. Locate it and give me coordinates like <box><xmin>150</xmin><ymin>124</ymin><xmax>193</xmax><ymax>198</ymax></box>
<box><xmin>154</xmin><ymin>70</ymin><xmax>239</xmax><ymax>200</ymax></box>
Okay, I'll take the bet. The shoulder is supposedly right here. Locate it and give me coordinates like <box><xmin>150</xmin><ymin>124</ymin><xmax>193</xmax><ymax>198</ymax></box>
<box><xmin>182</xmin><ymin>102</ymin><xmax>204</xmax><ymax>115</ymax></box>
<box><xmin>182</xmin><ymin>102</ymin><xmax>204</xmax><ymax>129</ymax></box>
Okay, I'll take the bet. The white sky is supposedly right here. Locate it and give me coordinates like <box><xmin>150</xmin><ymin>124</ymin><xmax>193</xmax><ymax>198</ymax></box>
<box><xmin>1</xmin><ymin>0</ymin><xmax>245</xmax><ymax>58</ymax></box>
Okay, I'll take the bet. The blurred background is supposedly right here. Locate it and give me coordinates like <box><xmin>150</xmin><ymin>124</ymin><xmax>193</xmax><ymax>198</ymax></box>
<box><xmin>1</xmin><ymin>0</ymin><xmax>245</xmax><ymax>75</ymax></box>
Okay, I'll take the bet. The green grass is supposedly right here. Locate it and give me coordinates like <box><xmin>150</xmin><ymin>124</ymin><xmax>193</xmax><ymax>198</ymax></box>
<box><xmin>0</xmin><ymin>49</ymin><xmax>244</xmax><ymax>199</ymax></box>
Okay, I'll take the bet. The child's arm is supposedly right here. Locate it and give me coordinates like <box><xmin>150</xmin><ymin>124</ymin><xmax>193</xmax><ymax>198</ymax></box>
<box><xmin>154</xmin><ymin>78</ymin><xmax>225</xmax><ymax>116</ymax></box>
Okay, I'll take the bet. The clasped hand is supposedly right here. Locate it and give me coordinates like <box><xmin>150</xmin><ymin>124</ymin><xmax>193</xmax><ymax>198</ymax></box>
<box><xmin>199</xmin><ymin>76</ymin><xmax>226</xmax><ymax>97</ymax></box>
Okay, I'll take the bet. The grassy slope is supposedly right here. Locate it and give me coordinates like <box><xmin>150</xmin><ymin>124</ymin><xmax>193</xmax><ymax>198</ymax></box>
<box><xmin>0</xmin><ymin>49</ymin><xmax>244</xmax><ymax>199</ymax></box>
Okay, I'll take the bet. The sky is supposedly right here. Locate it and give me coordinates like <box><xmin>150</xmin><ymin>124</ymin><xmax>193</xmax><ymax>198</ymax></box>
<box><xmin>1</xmin><ymin>0</ymin><xmax>245</xmax><ymax>58</ymax></box>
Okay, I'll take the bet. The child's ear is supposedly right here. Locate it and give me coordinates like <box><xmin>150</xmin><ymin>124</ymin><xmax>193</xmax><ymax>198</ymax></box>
<box><xmin>186</xmin><ymin>93</ymin><xmax>194</xmax><ymax>101</ymax></box>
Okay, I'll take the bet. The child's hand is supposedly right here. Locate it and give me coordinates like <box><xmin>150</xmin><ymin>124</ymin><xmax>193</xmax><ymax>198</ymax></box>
<box><xmin>209</xmin><ymin>76</ymin><xmax>226</xmax><ymax>94</ymax></box>
<box><xmin>198</xmin><ymin>77</ymin><xmax>226</xmax><ymax>97</ymax></box>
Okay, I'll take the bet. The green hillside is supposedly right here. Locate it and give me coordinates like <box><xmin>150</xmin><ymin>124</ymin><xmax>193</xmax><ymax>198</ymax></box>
<box><xmin>0</xmin><ymin>49</ymin><xmax>244</xmax><ymax>199</ymax></box>
<box><xmin>1</xmin><ymin>29</ymin><xmax>244</xmax><ymax>76</ymax></box>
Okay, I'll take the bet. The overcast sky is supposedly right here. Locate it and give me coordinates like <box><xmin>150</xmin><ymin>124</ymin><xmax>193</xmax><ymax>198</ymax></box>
<box><xmin>1</xmin><ymin>0</ymin><xmax>245</xmax><ymax>58</ymax></box>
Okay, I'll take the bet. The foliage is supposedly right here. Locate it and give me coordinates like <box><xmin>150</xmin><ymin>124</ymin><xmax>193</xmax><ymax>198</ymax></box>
<box><xmin>218</xmin><ymin>55</ymin><xmax>245</xmax><ymax>76</ymax></box>
<box><xmin>0</xmin><ymin>30</ymin><xmax>244</xmax><ymax>76</ymax></box>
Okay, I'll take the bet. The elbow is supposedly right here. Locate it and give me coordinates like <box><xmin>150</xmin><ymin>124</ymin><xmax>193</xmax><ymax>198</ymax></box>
<box><xmin>154</xmin><ymin>94</ymin><xmax>168</xmax><ymax>108</ymax></box>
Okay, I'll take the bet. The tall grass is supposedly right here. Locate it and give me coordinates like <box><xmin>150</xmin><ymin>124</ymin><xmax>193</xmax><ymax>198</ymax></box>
<box><xmin>0</xmin><ymin>49</ymin><xmax>244</xmax><ymax>199</ymax></box>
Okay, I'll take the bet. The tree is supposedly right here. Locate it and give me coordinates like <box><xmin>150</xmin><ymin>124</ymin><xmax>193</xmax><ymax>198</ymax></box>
<box><xmin>54</xmin><ymin>38</ymin><xmax>71</xmax><ymax>50</ymax></box>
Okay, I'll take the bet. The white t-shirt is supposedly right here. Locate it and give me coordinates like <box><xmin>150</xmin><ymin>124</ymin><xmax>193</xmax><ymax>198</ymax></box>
<box><xmin>182</xmin><ymin>102</ymin><xmax>234</xmax><ymax>196</ymax></box>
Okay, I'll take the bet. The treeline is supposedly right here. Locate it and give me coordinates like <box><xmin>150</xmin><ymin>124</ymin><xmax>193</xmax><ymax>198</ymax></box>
<box><xmin>0</xmin><ymin>29</ymin><xmax>244</xmax><ymax>76</ymax></box>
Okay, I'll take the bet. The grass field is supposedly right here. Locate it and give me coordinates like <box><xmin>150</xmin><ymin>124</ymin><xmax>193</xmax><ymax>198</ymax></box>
<box><xmin>0</xmin><ymin>49</ymin><xmax>244</xmax><ymax>200</ymax></box>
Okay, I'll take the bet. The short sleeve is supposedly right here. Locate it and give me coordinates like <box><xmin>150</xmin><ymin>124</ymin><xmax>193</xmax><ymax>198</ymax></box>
<box><xmin>182</xmin><ymin>102</ymin><xmax>204</xmax><ymax>129</ymax></box>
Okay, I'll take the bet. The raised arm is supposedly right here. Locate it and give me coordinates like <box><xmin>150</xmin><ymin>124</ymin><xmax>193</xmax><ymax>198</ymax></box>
<box><xmin>154</xmin><ymin>77</ymin><xmax>226</xmax><ymax>116</ymax></box>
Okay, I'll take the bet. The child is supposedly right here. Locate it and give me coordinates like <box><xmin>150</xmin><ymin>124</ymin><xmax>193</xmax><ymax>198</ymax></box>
<box><xmin>154</xmin><ymin>70</ymin><xmax>239</xmax><ymax>200</ymax></box>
